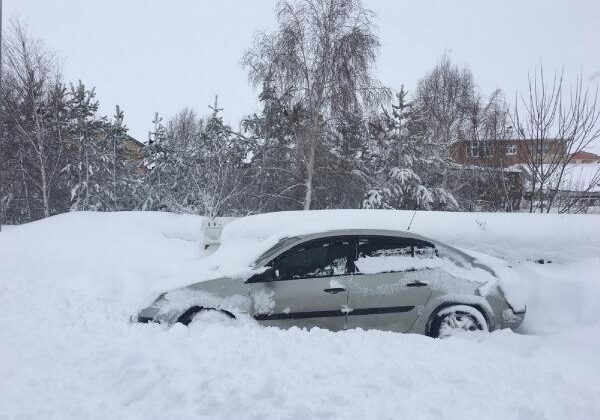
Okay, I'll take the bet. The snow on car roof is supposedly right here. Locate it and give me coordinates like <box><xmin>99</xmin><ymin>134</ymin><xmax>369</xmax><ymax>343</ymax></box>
<box><xmin>221</xmin><ymin>210</ymin><xmax>418</xmax><ymax>243</ymax></box>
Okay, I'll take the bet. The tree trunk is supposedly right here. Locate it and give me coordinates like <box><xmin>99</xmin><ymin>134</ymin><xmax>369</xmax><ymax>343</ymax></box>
<box><xmin>40</xmin><ymin>161</ymin><xmax>50</xmax><ymax>218</ymax></box>
<box><xmin>84</xmin><ymin>144</ymin><xmax>90</xmax><ymax>210</ymax></box>
<box><xmin>18</xmin><ymin>149</ymin><xmax>32</xmax><ymax>221</ymax></box>
<box><xmin>303</xmin><ymin>135</ymin><xmax>316</xmax><ymax>211</ymax></box>
<box><xmin>37</xmin><ymin>132</ymin><xmax>51</xmax><ymax>218</ymax></box>
<box><xmin>113</xmin><ymin>133</ymin><xmax>117</xmax><ymax>210</ymax></box>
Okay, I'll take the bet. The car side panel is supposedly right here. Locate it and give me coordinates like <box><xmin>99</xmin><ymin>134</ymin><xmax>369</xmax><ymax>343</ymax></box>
<box><xmin>249</xmin><ymin>276</ymin><xmax>351</xmax><ymax>331</ymax></box>
<box><xmin>345</xmin><ymin>269</ymin><xmax>435</xmax><ymax>333</ymax></box>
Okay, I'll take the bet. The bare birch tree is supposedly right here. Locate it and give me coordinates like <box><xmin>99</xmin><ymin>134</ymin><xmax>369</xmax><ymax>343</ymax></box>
<box><xmin>242</xmin><ymin>0</ymin><xmax>389</xmax><ymax>210</ymax></box>
<box><xmin>415</xmin><ymin>54</ymin><xmax>474</xmax><ymax>146</ymax></box>
<box><xmin>4</xmin><ymin>20</ymin><xmax>67</xmax><ymax>219</ymax></box>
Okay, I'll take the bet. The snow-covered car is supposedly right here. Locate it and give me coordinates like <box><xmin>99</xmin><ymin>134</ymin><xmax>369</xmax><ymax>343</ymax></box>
<box><xmin>137</xmin><ymin>227</ymin><xmax>526</xmax><ymax>337</ymax></box>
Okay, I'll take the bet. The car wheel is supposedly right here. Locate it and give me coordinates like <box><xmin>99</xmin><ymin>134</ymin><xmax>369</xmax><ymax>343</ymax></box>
<box><xmin>429</xmin><ymin>305</ymin><xmax>489</xmax><ymax>338</ymax></box>
<box><xmin>176</xmin><ymin>306</ymin><xmax>235</xmax><ymax>326</ymax></box>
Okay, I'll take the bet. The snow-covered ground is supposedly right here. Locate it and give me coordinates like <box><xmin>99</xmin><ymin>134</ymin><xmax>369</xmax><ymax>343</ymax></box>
<box><xmin>1</xmin><ymin>210</ymin><xmax>600</xmax><ymax>419</ymax></box>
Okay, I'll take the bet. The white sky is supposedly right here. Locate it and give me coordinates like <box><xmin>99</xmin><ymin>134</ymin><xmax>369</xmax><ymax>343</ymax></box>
<box><xmin>5</xmin><ymin>0</ymin><xmax>600</xmax><ymax>143</ymax></box>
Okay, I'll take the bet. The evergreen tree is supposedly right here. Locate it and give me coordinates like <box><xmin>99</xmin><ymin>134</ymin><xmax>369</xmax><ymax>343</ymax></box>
<box><xmin>106</xmin><ymin>105</ymin><xmax>138</xmax><ymax>210</ymax></box>
<box><xmin>142</xmin><ymin>102</ymin><xmax>253</xmax><ymax>217</ymax></box>
<box><xmin>141</xmin><ymin>112</ymin><xmax>169</xmax><ymax>210</ymax></box>
<box><xmin>242</xmin><ymin>83</ymin><xmax>309</xmax><ymax>212</ymax></box>
<box><xmin>192</xmin><ymin>102</ymin><xmax>252</xmax><ymax>217</ymax></box>
<box><xmin>64</xmin><ymin>81</ymin><xmax>112</xmax><ymax>211</ymax></box>
<box><xmin>363</xmin><ymin>87</ymin><xmax>458</xmax><ymax>210</ymax></box>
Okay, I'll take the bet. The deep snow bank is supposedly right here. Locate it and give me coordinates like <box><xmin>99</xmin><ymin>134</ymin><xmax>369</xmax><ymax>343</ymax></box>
<box><xmin>0</xmin><ymin>211</ymin><xmax>206</xmax><ymax>275</ymax></box>
<box><xmin>1</xmin><ymin>210</ymin><xmax>600</xmax><ymax>420</ymax></box>
<box><xmin>0</xmin><ymin>211</ymin><xmax>208</xmax><ymax>312</ymax></box>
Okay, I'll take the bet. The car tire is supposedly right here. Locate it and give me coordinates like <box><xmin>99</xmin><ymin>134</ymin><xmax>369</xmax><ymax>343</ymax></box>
<box><xmin>428</xmin><ymin>305</ymin><xmax>489</xmax><ymax>338</ymax></box>
<box><xmin>176</xmin><ymin>306</ymin><xmax>235</xmax><ymax>326</ymax></box>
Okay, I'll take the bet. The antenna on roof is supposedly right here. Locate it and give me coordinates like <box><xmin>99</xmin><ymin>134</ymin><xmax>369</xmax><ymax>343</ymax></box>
<box><xmin>406</xmin><ymin>209</ymin><xmax>418</xmax><ymax>231</ymax></box>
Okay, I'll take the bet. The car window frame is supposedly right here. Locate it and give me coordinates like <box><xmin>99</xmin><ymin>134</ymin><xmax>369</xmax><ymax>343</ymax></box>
<box><xmin>267</xmin><ymin>235</ymin><xmax>355</xmax><ymax>282</ymax></box>
<box><xmin>353</xmin><ymin>235</ymin><xmax>438</xmax><ymax>275</ymax></box>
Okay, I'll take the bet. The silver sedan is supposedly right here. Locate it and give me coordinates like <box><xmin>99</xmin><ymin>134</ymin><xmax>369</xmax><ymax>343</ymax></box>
<box><xmin>137</xmin><ymin>229</ymin><xmax>525</xmax><ymax>337</ymax></box>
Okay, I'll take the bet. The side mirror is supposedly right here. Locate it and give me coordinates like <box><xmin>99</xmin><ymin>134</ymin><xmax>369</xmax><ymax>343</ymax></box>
<box><xmin>247</xmin><ymin>267</ymin><xmax>276</xmax><ymax>283</ymax></box>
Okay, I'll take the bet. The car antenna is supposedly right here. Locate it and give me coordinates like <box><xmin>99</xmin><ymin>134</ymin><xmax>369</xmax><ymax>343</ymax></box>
<box><xmin>406</xmin><ymin>209</ymin><xmax>418</xmax><ymax>231</ymax></box>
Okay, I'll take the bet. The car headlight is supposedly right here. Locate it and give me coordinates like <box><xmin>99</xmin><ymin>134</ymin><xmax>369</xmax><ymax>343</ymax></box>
<box><xmin>136</xmin><ymin>293</ymin><xmax>167</xmax><ymax>323</ymax></box>
<box><xmin>137</xmin><ymin>306</ymin><xmax>160</xmax><ymax>323</ymax></box>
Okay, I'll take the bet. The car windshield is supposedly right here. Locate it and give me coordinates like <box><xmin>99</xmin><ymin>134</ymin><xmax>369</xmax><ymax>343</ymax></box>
<box><xmin>253</xmin><ymin>236</ymin><xmax>301</xmax><ymax>267</ymax></box>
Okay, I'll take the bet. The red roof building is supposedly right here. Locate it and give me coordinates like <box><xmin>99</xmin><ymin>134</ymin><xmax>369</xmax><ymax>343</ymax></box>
<box><xmin>570</xmin><ymin>151</ymin><xmax>600</xmax><ymax>164</ymax></box>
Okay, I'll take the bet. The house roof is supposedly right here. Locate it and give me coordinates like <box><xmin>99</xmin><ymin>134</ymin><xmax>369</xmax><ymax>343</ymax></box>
<box><xmin>571</xmin><ymin>151</ymin><xmax>600</xmax><ymax>161</ymax></box>
<box><xmin>124</xmin><ymin>135</ymin><xmax>145</xmax><ymax>147</ymax></box>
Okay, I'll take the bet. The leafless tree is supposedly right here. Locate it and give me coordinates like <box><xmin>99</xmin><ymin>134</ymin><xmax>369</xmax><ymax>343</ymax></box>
<box><xmin>242</xmin><ymin>0</ymin><xmax>389</xmax><ymax>210</ymax></box>
<box><xmin>166</xmin><ymin>107</ymin><xmax>203</xmax><ymax>154</ymax></box>
<box><xmin>459</xmin><ymin>89</ymin><xmax>523</xmax><ymax>211</ymax></box>
<box><xmin>415</xmin><ymin>53</ymin><xmax>475</xmax><ymax>146</ymax></box>
<box><xmin>3</xmin><ymin>20</ymin><xmax>66</xmax><ymax>219</ymax></box>
<box><xmin>412</xmin><ymin>54</ymin><xmax>476</xmax><ymax>204</ymax></box>
<box><xmin>512</xmin><ymin>66</ymin><xmax>600</xmax><ymax>213</ymax></box>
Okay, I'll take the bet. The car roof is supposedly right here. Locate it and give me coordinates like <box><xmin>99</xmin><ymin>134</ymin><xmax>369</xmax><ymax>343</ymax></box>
<box><xmin>292</xmin><ymin>228</ymin><xmax>434</xmax><ymax>243</ymax></box>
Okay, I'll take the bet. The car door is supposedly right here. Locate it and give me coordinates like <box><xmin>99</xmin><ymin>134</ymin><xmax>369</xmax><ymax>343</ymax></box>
<box><xmin>346</xmin><ymin>236</ymin><xmax>435</xmax><ymax>332</ymax></box>
<box><xmin>249</xmin><ymin>236</ymin><xmax>353</xmax><ymax>331</ymax></box>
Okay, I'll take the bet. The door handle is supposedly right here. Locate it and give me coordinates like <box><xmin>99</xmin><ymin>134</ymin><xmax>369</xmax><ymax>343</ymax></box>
<box><xmin>323</xmin><ymin>287</ymin><xmax>346</xmax><ymax>294</ymax></box>
<box><xmin>406</xmin><ymin>281</ymin><xmax>428</xmax><ymax>287</ymax></box>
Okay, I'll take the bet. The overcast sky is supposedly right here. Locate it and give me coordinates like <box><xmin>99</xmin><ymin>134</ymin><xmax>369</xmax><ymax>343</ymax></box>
<box><xmin>5</xmin><ymin>0</ymin><xmax>600</xmax><ymax>142</ymax></box>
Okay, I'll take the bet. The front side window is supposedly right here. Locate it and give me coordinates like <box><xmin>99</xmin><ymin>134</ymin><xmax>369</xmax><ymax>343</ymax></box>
<box><xmin>355</xmin><ymin>236</ymin><xmax>436</xmax><ymax>274</ymax></box>
<box><xmin>272</xmin><ymin>238</ymin><xmax>352</xmax><ymax>280</ymax></box>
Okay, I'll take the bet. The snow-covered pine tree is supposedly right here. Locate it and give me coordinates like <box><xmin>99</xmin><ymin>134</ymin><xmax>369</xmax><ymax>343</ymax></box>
<box><xmin>64</xmin><ymin>81</ymin><xmax>113</xmax><ymax>211</ymax></box>
<box><xmin>190</xmin><ymin>100</ymin><xmax>252</xmax><ymax>217</ymax></box>
<box><xmin>106</xmin><ymin>105</ymin><xmax>139</xmax><ymax>210</ymax></box>
<box><xmin>141</xmin><ymin>101</ymin><xmax>253</xmax><ymax>217</ymax></box>
<box><xmin>140</xmin><ymin>112</ymin><xmax>169</xmax><ymax>210</ymax></box>
<box><xmin>363</xmin><ymin>87</ymin><xmax>458</xmax><ymax>211</ymax></box>
<box><xmin>242</xmin><ymin>82</ymin><xmax>310</xmax><ymax>212</ymax></box>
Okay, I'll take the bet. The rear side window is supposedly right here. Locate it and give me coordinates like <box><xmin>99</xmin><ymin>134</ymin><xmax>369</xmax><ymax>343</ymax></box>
<box><xmin>273</xmin><ymin>237</ymin><xmax>353</xmax><ymax>280</ymax></box>
<box><xmin>355</xmin><ymin>236</ymin><xmax>436</xmax><ymax>274</ymax></box>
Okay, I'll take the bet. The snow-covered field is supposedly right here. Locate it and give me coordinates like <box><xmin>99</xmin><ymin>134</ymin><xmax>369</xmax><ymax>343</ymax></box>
<box><xmin>1</xmin><ymin>210</ymin><xmax>600</xmax><ymax>419</ymax></box>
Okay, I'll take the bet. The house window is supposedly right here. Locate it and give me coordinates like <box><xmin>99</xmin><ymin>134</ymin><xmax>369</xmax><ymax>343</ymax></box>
<box><xmin>468</xmin><ymin>142</ymin><xmax>492</xmax><ymax>158</ymax></box>
<box><xmin>506</xmin><ymin>144</ymin><xmax>517</xmax><ymax>156</ymax></box>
